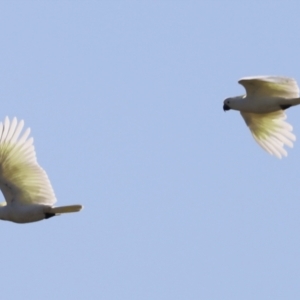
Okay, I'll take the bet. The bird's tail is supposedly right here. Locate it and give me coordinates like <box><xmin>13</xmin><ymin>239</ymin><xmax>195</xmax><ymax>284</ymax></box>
<box><xmin>49</xmin><ymin>205</ymin><xmax>83</xmax><ymax>214</ymax></box>
<box><xmin>289</xmin><ymin>97</ymin><xmax>300</xmax><ymax>107</ymax></box>
<box><xmin>278</xmin><ymin>98</ymin><xmax>300</xmax><ymax>110</ymax></box>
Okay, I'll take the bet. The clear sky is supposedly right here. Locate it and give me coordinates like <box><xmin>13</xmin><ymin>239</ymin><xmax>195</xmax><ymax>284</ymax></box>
<box><xmin>1</xmin><ymin>1</ymin><xmax>300</xmax><ymax>299</ymax></box>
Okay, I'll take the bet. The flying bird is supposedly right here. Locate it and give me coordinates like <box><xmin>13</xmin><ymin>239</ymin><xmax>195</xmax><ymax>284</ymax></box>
<box><xmin>0</xmin><ymin>117</ymin><xmax>82</xmax><ymax>223</ymax></box>
<box><xmin>223</xmin><ymin>76</ymin><xmax>300</xmax><ymax>158</ymax></box>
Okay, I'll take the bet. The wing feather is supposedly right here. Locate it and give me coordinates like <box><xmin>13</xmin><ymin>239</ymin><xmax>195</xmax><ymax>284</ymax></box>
<box><xmin>240</xmin><ymin>111</ymin><xmax>295</xmax><ymax>158</ymax></box>
<box><xmin>0</xmin><ymin>117</ymin><xmax>56</xmax><ymax>205</ymax></box>
<box><xmin>16</xmin><ymin>127</ymin><xmax>31</xmax><ymax>146</ymax></box>
<box><xmin>10</xmin><ymin>119</ymin><xmax>24</xmax><ymax>144</ymax></box>
<box><xmin>4</xmin><ymin>117</ymin><xmax>17</xmax><ymax>143</ymax></box>
<box><xmin>0</xmin><ymin>117</ymin><xmax>10</xmax><ymax>143</ymax></box>
<box><xmin>238</xmin><ymin>76</ymin><xmax>299</xmax><ymax>98</ymax></box>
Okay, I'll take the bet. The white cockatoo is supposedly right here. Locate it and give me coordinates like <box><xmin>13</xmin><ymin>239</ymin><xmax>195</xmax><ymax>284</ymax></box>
<box><xmin>0</xmin><ymin>117</ymin><xmax>82</xmax><ymax>223</ymax></box>
<box><xmin>223</xmin><ymin>76</ymin><xmax>300</xmax><ymax>158</ymax></box>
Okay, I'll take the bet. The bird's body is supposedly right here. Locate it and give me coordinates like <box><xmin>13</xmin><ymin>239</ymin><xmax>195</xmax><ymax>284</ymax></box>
<box><xmin>0</xmin><ymin>117</ymin><xmax>82</xmax><ymax>223</ymax></box>
<box><xmin>0</xmin><ymin>203</ymin><xmax>49</xmax><ymax>223</ymax></box>
<box><xmin>224</xmin><ymin>94</ymin><xmax>300</xmax><ymax>114</ymax></box>
<box><xmin>223</xmin><ymin>76</ymin><xmax>300</xmax><ymax>158</ymax></box>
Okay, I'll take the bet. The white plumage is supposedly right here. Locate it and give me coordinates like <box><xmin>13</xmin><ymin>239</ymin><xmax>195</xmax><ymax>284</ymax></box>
<box><xmin>223</xmin><ymin>76</ymin><xmax>300</xmax><ymax>158</ymax></box>
<box><xmin>0</xmin><ymin>117</ymin><xmax>82</xmax><ymax>223</ymax></box>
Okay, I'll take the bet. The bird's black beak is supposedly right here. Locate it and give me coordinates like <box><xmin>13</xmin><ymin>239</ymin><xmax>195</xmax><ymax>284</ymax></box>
<box><xmin>223</xmin><ymin>103</ymin><xmax>230</xmax><ymax>111</ymax></box>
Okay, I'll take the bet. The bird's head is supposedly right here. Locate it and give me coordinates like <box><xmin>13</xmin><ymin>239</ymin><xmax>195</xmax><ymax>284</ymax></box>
<box><xmin>223</xmin><ymin>98</ymin><xmax>231</xmax><ymax>111</ymax></box>
<box><xmin>223</xmin><ymin>96</ymin><xmax>244</xmax><ymax>111</ymax></box>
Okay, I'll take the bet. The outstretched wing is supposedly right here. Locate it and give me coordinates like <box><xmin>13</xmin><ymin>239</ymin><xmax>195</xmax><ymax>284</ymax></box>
<box><xmin>0</xmin><ymin>117</ymin><xmax>56</xmax><ymax>205</ymax></box>
<box><xmin>238</xmin><ymin>76</ymin><xmax>299</xmax><ymax>98</ymax></box>
<box><xmin>240</xmin><ymin>111</ymin><xmax>295</xmax><ymax>158</ymax></box>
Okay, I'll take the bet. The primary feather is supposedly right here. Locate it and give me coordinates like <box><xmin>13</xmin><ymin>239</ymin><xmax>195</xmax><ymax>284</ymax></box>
<box><xmin>240</xmin><ymin>111</ymin><xmax>295</xmax><ymax>159</ymax></box>
<box><xmin>0</xmin><ymin>117</ymin><xmax>56</xmax><ymax>206</ymax></box>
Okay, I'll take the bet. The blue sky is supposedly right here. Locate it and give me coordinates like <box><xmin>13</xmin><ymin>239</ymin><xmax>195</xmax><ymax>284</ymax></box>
<box><xmin>1</xmin><ymin>1</ymin><xmax>300</xmax><ymax>299</ymax></box>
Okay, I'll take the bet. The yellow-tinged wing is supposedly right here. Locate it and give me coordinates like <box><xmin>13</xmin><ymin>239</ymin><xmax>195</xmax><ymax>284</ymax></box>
<box><xmin>0</xmin><ymin>117</ymin><xmax>56</xmax><ymax>205</ymax></box>
<box><xmin>238</xmin><ymin>76</ymin><xmax>299</xmax><ymax>98</ymax></box>
<box><xmin>240</xmin><ymin>111</ymin><xmax>295</xmax><ymax>158</ymax></box>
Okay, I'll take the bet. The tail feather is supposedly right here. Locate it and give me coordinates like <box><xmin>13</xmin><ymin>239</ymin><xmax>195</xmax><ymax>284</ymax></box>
<box><xmin>50</xmin><ymin>205</ymin><xmax>83</xmax><ymax>214</ymax></box>
<box><xmin>289</xmin><ymin>97</ymin><xmax>300</xmax><ymax>107</ymax></box>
